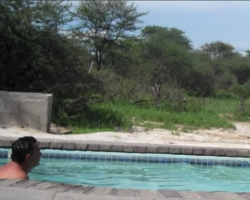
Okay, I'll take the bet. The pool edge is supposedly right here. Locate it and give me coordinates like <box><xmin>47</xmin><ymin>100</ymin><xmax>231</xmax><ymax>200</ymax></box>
<box><xmin>0</xmin><ymin>136</ymin><xmax>249</xmax><ymax>158</ymax></box>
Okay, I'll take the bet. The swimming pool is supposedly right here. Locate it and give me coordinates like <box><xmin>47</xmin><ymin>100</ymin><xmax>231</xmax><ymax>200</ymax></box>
<box><xmin>1</xmin><ymin>149</ymin><xmax>250</xmax><ymax>193</ymax></box>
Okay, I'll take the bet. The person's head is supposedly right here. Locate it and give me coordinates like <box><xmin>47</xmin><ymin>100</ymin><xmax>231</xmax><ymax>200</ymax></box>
<box><xmin>11</xmin><ymin>137</ymin><xmax>41</xmax><ymax>169</ymax></box>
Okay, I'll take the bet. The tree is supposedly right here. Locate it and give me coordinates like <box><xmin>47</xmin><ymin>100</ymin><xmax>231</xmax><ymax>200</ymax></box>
<box><xmin>199</xmin><ymin>41</ymin><xmax>241</xmax><ymax>92</ymax></box>
<box><xmin>140</xmin><ymin>26</ymin><xmax>193</xmax><ymax>99</ymax></box>
<box><xmin>34</xmin><ymin>0</ymin><xmax>73</xmax><ymax>33</ymax></box>
<box><xmin>200</xmin><ymin>41</ymin><xmax>236</xmax><ymax>59</ymax></box>
<box><xmin>231</xmin><ymin>84</ymin><xmax>250</xmax><ymax>113</ymax></box>
<box><xmin>73</xmin><ymin>0</ymin><xmax>148</xmax><ymax>70</ymax></box>
<box><xmin>104</xmin><ymin>37</ymin><xmax>141</xmax><ymax>78</ymax></box>
<box><xmin>141</xmin><ymin>26</ymin><xmax>192</xmax><ymax>49</ymax></box>
<box><xmin>228</xmin><ymin>57</ymin><xmax>250</xmax><ymax>85</ymax></box>
<box><xmin>185</xmin><ymin>52</ymin><xmax>215</xmax><ymax>97</ymax></box>
<box><xmin>0</xmin><ymin>0</ymin><xmax>102</xmax><ymax>118</ymax></box>
<box><xmin>245</xmin><ymin>50</ymin><xmax>250</xmax><ymax>58</ymax></box>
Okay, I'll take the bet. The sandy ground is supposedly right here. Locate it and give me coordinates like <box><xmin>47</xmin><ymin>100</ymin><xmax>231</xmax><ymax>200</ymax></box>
<box><xmin>1</xmin><ymin>122</ymin><xmax>250</xmax><ymax>149</ymax></box>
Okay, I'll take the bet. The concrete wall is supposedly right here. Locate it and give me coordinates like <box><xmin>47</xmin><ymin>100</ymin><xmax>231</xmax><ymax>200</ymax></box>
<box><xmin>0</xmin><ymin>91</ymin><xmax>53</xmax><ymax>132</ymax></box>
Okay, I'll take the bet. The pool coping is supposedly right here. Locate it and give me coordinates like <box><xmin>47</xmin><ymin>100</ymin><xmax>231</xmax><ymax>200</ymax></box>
<box><xmin>0</xmin><ymin>179</ymin><xmax>250</xmax><ymax>200</ymax></box>
<box><xmin>0</xmin><ymin>136</ymin><xmax>250</xmax><ymax>158</ymax></box>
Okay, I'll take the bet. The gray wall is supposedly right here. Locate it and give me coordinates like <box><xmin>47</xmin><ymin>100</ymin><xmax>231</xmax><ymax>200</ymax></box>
<box><xmin>0</xmin><ymin>91</ymin><xmax>53</xmax><ymax>132</ymax></box>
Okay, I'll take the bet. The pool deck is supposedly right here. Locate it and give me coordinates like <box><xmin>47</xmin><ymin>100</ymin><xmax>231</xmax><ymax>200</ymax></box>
<box><xmin>1</xmin><ymin>137</ymin><xmax>250</xmax><ymax>199</ymax></box>
<box><xmin>1</xmin><ymin>179</ymin><xmax>250</xmax><ymax>200</ymax></box>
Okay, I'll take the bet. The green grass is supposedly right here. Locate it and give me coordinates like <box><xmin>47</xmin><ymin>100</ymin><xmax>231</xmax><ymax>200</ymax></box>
<box><xmin>73</xmin><ymin>127</ymin><xmax>113</xmax><ymax>134</ymax></box>
<box><xmin>143</xmin><ymin>122</ymin><xmax>177</xmax><ymax>131</ymax></box>
<box><xmin>89</xmin><ymin>101</ymin><xmax>234</xmax><ymax>130</ymax></box>
<box><xmin>54</xmin><ymin>97</ymin><xmax>250</xmax><ymax>134</ymax></box>
<box><xmin>204</xmin><ymin>98</ymin><xmax>238</xmax><ymax>114</ymax></box>
<box><xmin>203</xmin><ymin>98</ymin><xmax>250</xmax><ymax>121</ymax></box>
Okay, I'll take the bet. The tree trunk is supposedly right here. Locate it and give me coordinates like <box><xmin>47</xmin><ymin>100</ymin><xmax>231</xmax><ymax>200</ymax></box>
<box><xmin>88</xmin><ymin>61</ymin><xmax>94</xmax><ymax>74</ymax></box>
<box><xmin>152</xmin><ymin>82</ymin><xmax>162</xmax><ymax>100</ymax></box>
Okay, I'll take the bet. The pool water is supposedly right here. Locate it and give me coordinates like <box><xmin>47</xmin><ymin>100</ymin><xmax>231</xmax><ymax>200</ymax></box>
<box><xmin>1</xmin><ymin>156</ymin><xmax>250</xmax><ymax>192</ymax></box>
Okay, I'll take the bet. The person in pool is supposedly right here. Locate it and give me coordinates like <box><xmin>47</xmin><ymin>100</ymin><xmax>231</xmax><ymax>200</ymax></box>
<box><xmin>0</xmin><ymin>136</ymin><xmax>42</xmax><ymax>180</ymax></box>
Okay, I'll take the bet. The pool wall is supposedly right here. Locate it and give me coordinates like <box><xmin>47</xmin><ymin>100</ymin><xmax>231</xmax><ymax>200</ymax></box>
<box><xmin>1</xmin><ymin>148</ymin><xmax>250</xmax><ymax>168</ymax></box>
<box><xmin>0</xmin><ymin>137</ymin><xmax>249</xmax><ymax>158</ymax></box>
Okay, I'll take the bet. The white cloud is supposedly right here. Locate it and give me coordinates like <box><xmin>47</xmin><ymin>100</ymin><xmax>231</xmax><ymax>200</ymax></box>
<box><xmin>134</xmin><ymin>1</ymin><xmax>250</xmax><ymax>12</ymax></box>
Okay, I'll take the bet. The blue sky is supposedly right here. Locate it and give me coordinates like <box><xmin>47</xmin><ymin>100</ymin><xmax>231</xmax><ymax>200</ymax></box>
<box><xmin>133</xmin><ymin>1</ymin><xmax>250</xmax><ymax>54</ymax></box>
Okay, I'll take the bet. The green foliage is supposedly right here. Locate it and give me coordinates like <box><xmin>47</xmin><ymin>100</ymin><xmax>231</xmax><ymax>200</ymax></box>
<box><xmin>55</xmin><ymin>97</ymin><xmax>249</xmax><ymax>133</ymax></box>
<box><xmin>201</xmin><ymin>41</ymin><xmax>236</xmax><ymax>59</ymax></box>
<box><xmin>34</xmin><ymin>0</ymin><xmax>73</xmax><ymax>31</ymax></box>
<box><xmin>74</xmin><ymin>0</ymin><xmax>148</xmax><ymax>70</ymax></box>
<box><xmin>0</xmin><ymin>0</ymin><xmax>102</xmax><ymax>118</ymax></box>
<box><xmin>87</xmin><ymin>101</ymin><xmax>234</xmax><ymax>131</ymax></box>
<box><xmin>92</xmin><ymin>68</ymin><xmax>145</xmax><ymax>102</ymax></box>
<box><xmin>185</xmin><ymin>53</ymin><xmax>215</xmax><ymax>97</ymax></box>
<box><xmin>228</xmin><ymin>57</ymin><xmax>250</xmax><ymax>85</ymax></box>
<box><xmin>141</xmin><ymin>26</ymin><xmax>192</xmax><ymax>49</ymax></box>
<box><xmin>104</xmin><ymin>38</ymin><xmax>142</xmax><ymax>78</ymax></box>
<box><xmin>231</xmin><ymin>84</ymin><xmax>250</xmax><ymax>104</ymax></box>
<box><xmin>140</xmin><ymin>26</ymin><xmax>194</xmax><ymax>99</ymax></box>
<box><xmin>215</xmin><ymin>89</ymin><xmax>235</xmax><ymax>99</ymax></box>
<box><xmin>53</xmin><ymin>103</ymin><xmax>132</xmax><ymax>132</ymax></box>
<box><xmin>1</xmin><ymin>0</ymin><xmax>250</xmax><ymax>133</ymax></box>
<box><xmin>230</xmin><ymin>84</ymin><xmax>250</xmax><ymax>119</ymax></box>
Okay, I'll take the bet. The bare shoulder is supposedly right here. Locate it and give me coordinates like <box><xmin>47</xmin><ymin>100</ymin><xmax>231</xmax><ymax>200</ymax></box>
<box><xmin>0</xmin><ymin>163</ymin><xmax>28</xmax><ymax>180</ymax></box>
<box><xmin>0</xmin><ymin>169</ymin><xmax>28</xmax><ymax>180</ymax></box>
<box><xmin>14</xmin><ymin>172</ymin><xmax>29</xmax><ymax>180</ymax></box>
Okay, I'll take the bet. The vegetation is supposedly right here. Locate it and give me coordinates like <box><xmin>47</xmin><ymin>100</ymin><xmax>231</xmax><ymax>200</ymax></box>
<box><xmin>1</xmin><ymin>0</ymin><xmax>250</xmax><ymax>133</ymax></box>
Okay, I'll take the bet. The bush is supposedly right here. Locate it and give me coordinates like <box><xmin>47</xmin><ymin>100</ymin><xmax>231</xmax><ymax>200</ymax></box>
<box><xmin>215</xmin><ymin>89</ymin><xmax>235</xmax><ymax>99</ymax></box>
<box><xmin>53</xmin><ymin>104</ymin><xmax>132</xmax><ymax>131</ymax></box>
<box><xmin>230</xmin><ymin>84</ymin><xmax>250</xmax><ymax>119</ymax></box>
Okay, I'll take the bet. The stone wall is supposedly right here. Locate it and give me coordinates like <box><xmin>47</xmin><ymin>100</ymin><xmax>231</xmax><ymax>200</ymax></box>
<box><xmin>0</xmin><ymin>91</ymin><xmax>53</xmax><ymax>132</ymax></box>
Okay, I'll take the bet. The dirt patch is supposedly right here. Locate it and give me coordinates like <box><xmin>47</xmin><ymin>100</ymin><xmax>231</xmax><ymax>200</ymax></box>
<box><xmin>0</xmin><ymin>122</ymin><xmax>250</xmax><ymax>149</ymax></box>
<box><xmin>49</xmin><ymin>123</ymin><xmax>72</xmax><ymax>135</ymax></box>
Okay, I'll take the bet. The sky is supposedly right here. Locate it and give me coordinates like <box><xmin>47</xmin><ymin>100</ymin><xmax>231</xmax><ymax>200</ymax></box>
<box><xmin>134</xmin><ymin>1</ymin><xmax>250</xmax><ymax>54</ymax></box>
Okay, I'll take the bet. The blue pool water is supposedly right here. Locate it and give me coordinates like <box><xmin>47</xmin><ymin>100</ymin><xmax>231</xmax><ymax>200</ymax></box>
<box><xmin>1</xmin><ymin>149</ymin><xmax>250</xmax><ymax>192</ymax></box>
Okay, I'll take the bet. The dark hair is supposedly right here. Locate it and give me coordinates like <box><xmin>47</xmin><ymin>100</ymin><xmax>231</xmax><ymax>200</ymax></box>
<box><xmin>11</xmin><ymin>136</ymin><xmax>37</xmax><ymax>164</ymax></box>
